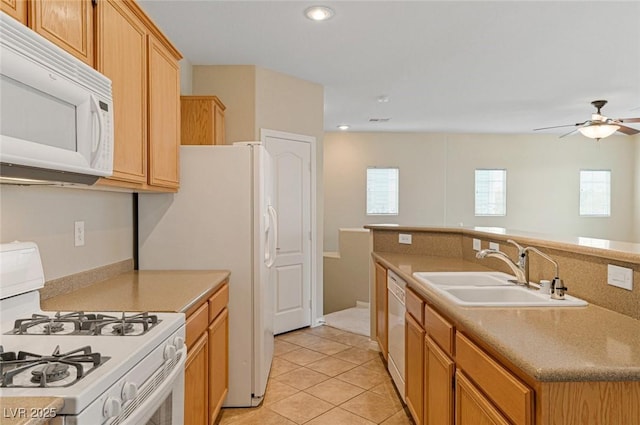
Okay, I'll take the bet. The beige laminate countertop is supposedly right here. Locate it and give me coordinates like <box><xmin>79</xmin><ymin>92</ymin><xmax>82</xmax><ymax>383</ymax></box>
<box><xmin>373</xmin><ymin>251</ymin><xmax>640</xmax><ymax>383</ymax></box>
<box><xmin>0</xmin><ymin>397</ymin><xmax>63</xmax><ymax>425</ymax></box>
<box><xmin>41</xmin><ymin>270</ymin><xmax>230</xmax><ymax>314</ymax></box>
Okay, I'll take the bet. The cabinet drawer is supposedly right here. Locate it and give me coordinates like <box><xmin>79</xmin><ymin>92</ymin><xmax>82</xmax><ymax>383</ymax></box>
<box><xmin>208</xmin><ymin>282</ymin><xmax>229</xmax><ymax>322</ymax></box>
<box><xmin>405</xmin><ymin>287</ymin><xmax>424</xmax><ymax>324</ymax></box>
<box><xmin>186</xmin><ymin>302</ymin><xmax>208</xmax><ymax>349</ymax></box>
<box><xmin>424</xmin><ymin>304</ymin><xmax>454</xmax><ymax>356</ymax></box>
<box><xmin>455</xmin><ymin>333</ymin><xmax>532</xmax><ymax>425</ymax></box>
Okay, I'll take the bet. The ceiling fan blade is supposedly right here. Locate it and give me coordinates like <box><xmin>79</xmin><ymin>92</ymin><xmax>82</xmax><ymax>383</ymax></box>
<box><xmin>616</xmin><ymin>124</ymin><xmax>640</xmax><ymax>135</ymax></box>
<box><xmin>533</xmin><ymin>123</ymin><xmax>581</xmax><ymax>131</ymax></box>
<box><xmin>618</xmin><ymin>117</ymin><xmax>640</xmax><ymax>123</ymax></box>
<box><xmin>559</xmin><ymin>128</ymin><xmax>580</xmax><ymax>139</ymax></box>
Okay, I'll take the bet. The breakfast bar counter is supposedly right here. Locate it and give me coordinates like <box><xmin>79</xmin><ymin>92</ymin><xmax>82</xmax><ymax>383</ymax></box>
<box><xmin>373</xmin><ymin>251</ymin><xmax>640</xmax><ymax>382</ymax></box>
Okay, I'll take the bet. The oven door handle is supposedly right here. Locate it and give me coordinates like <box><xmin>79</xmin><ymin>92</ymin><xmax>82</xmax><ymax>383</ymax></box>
<box><xmin>119</xmin><ymin>345</ymin><xmax>186</xmax><ymax>425</ymax></box>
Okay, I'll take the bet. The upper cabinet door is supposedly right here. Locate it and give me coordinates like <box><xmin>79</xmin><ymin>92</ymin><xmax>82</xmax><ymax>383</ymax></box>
<box><xmin>30</xmin><ymin>0</ymin><xmax>94</xmax><ymax>66</ymax></box>
<box><xmin>1</xmin><ymin>0</ymin><xmax>27</xmax><ymax>24</ymax></box>
<box><xmin>147</xmin><ymin>34</ymin><xmax>180</xmax><ymax>189</ymax></box>
<box><xmin>96</xmin><ymin>0</ymin><xmax>148</xmax><ymax>185</ymax></box>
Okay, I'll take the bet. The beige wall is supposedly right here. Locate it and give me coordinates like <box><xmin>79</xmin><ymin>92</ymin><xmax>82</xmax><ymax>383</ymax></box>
<box><xmin>192</xmin><ymin>65</ymin><xmax>256</xmax><ymax>144</ymax></box>
<box><xmin>179</xmin><ymin>58</ymin><xmax>193</xmax><ymax>95</ymax></box>
<box><xmin>323</xmin><ymin>228</ymin><xmax>370</xmax><ymax>314</ymax></box>
<box><xmin>324</xmin><ymin>132</ymin><xmax>637</xmax><ymax>251</ymax></box>
<box><xmin>193</xmin><ymin>65</ymin><xmax>325</xmax><ymax>318</ymax></box>
<box><xmin>0</xmin><ymin>185</ymin><xmax>133</xmax><ymax>280</ymax></box>
<box><xmin>634</xmin><ymin>135</ymin><xmax>640</xmax><ymax>241</ymax></box>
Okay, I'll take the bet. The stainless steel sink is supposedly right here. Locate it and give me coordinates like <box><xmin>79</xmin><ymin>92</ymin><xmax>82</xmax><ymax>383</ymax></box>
<box><xmin>412</xmin><ymin>271</ymin><xmax>588</xmax><ymax>307</ymax></box>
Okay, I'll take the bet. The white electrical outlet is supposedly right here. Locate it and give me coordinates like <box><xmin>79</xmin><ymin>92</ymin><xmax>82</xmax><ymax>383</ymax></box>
<box><xmin>472</xmin><ymin>238</ymin><xmax>481</xmax><ymax>251</ymax></box>
<box><xmin>399</xmin><ymin>233</ymin><xmax>412</xmax><ymax>244</ymax></box>
<box><xmin>607</xmin><ymin>264</ymin><xmax>633</xmax><ymax>291</ymax></box>
<box><xmin>74</xmin><ymin>221</ymin><xmax>85</xmax><ymax>247</ymax></box>
<box><xmin>489</xmin><ymin>242</ymin><xmax>499</xmax><ymax>250</ymax></box>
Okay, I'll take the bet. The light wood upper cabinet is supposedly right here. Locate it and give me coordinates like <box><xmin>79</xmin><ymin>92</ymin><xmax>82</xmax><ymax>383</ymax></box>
<box><xmin>31</xmin><ymin>0</ymin><xmax>94</xmax><ymax>66</ymax></box>
<box><xmin>95</xmin><ymin>0</ymin><xmax>181</xmax><ymax>192</ymax></box>
<box><xmin>1</xmin><ymin>0</ymin><xmax>27</xmax><ymax>23</ymax></box>
<box><xmin>375</xmin><ymin>261</ymin><xmax>388</xmax><ymax>359</ymax></box>
<box><xmin>181</xmin><ymin>96</ymin><xmax>226</xmax><ymax>146</ymax></box>
<box><xmin>147</xmin><ymin>34</ymin><xmax>180</xmax><ymax>189</ymax></box>
<box><xmin>96</xmin><ymin>0</ymin><xmax>147</xmax><ymax>184</ymax></box>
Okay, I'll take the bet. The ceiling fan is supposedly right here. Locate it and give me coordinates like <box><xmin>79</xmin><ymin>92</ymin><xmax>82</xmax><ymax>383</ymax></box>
<box><xmin>534</xmin><ymin>100</ymin><xmax>640</xmax><ymax>140</ymax></box>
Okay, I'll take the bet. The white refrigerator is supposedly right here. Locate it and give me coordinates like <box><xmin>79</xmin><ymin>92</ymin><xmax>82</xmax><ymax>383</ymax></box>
<box><xmin>138</xmin><ymin>143</ymin><xmax>277</xmax><ymax>407</ymax></box>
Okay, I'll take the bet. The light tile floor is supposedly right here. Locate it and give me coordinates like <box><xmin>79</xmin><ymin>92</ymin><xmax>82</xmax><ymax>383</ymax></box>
<box><xmin>216</xmin><ymin>326</ymin><xmax>414</xmax><ymax>425</ymax></box>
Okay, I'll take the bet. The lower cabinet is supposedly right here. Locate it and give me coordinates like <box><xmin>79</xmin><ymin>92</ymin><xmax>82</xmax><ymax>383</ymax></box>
<box><xmin>375</xmin><ymin>261</ymin><xmax>388</xmax><ymax>359</ymax></box>
<box><xmin>208</xmin><ymin>307</ymin><xmax>228</xmax><ymax>423</ymax></box>
<box><xmin>185</xmin><ymin>334</ymin><xmax>208</xmax><ymax>425</ymax></box>
<box><xmin>185</xmin><ymin>282</ymin><xmax>229</xmax><ymax>425</ymax></box>
<box><xmin>424</xmin><ymin>336</ymin><xmax>454</xmax><ymax>425</ymax></box>
<box><xmin>405</xmin><ymin>312</ymin><xmax>424</xmax><ymax>425</ymax></box>
<box><xmin>456</xmin><ymin>371</ymin><xmax>510</xmax><ymax>425</ymax></box>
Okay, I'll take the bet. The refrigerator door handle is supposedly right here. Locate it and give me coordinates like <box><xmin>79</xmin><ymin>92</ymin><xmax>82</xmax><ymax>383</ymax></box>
<box><xmin>266</xmin><ymin>205</ymin><xmax>278</xmax><ymax>268</ymax></box>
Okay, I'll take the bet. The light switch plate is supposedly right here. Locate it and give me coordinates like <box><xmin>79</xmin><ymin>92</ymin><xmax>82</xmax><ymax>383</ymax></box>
<box><xmin>399</xmin><ymin>233</ymin><xmax>412</xmax><ymax>245</ymax></box>
<box><xmin>489</xmin><ymin>242</ymin><xmax>499</xmax><ymax>250</ymax></box>
<box><xmin>607</xmin><ymin>264</ymin><xmax>633</xmax><ymax>291</ymax></box>
<box><xmin>472</xmin><ymin>238</ymin><xmax>481</xmax><ymax>251</ymax></box>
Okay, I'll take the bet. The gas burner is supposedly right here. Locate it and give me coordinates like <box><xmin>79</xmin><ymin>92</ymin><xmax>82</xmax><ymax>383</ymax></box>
<box><xmin>31</xmin><ymin>363</ymin><xmax>69</xmax><ymax>384</ymax></box>
<box><xmin>92</xmin><ymin>312</ymin><xmax>159</xmax><ymax>336</ymax></box>
<box><xmin>0</xmin><ymin>345</ymin><xmax>106</xmax><ymax>388</ymax></box>
<box><xmin>11</xmin><ymin>312</ymin><xmax>97</xmax><ymax>335</ymax></box>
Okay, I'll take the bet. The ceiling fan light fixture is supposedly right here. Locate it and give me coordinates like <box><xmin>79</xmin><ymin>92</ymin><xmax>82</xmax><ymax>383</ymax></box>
<box><xmin>304</xmin><ymin>6</ymin><xmax>335</xmax><ymax>21</ymax></box>
<box><xmin>578</xmin><ymin>124</ymin><xmax>620</xmax><ymax>140</ymax></box>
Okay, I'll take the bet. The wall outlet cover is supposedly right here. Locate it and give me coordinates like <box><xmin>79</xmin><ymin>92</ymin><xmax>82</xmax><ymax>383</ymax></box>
<box><xmin>489</xmin><ymin>242</ymin><xmax>499</xmax><ymax>250</ymax></box>
<box><xmin>399</xmin><ymin>233</ymin><xmax>412</xmax><ymax>244</ymax></box>
<box><xmin>472</xmin><ymin>238</ymin><xmax>481</xmax><ymax>251</ymax></box>
<box><xmin>607</xmin><ymin>264</ymin><xmax>633</xmax><ymax>291</ymax></box>
<box><xmin>74</xmin><ymin>221</ymin><xmax>85</xmax><ymax>247</ymax></box>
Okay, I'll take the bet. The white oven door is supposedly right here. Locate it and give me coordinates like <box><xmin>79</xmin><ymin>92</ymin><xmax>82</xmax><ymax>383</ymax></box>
<box><xmin>119</xmin><ymin>349</ymin><xmax>185</xmax><ymax>425</ymax></box>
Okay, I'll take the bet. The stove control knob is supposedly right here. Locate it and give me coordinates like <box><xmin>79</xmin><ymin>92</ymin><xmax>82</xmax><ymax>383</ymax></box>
<box><xmin>122</xmin><ymin>382</ymin><xmax>138</xmax><ymax>403</ymax></box>
<box><xmin>173</xmin><ymin>336</ymin><xmax>185</xmax><ymax>348</ymax></box>
<box><xmin>164</xmin><ymin>344</ymin><xmax>177</xmax><ymax>362</ymax></box>
<box><xmin>103</xmin><ymin>397</ymin><xmax>122</xmax><ymax>419</ymax></box>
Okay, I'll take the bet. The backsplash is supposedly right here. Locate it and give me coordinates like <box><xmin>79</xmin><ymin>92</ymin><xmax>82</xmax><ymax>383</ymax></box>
<box><xmin>371</xmin><ymin>228</ymin><xmax>640</xmax><ymax>320</ymax></box>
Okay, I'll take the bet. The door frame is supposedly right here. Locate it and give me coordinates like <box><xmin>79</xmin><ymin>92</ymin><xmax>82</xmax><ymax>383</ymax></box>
<box><xmin>260</xmin><ymin>128</ymin><xmax>321</xmax><ymax>328</ymax></box>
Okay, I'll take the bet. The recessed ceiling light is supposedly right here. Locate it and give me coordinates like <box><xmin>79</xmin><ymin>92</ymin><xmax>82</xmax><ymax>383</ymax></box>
<box><xmin>305</xmin><ymin>6</ymin><xmax>335</xmax><ymax>21</ymax></box>
<box><xmin>337</xmin><ymin>124</ymin><xmax>350</xmax><ymax>130</ymax></box>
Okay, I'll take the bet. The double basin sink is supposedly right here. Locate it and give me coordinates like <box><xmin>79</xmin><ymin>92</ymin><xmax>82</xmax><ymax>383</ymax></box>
<box><xmin>412</xmin><ymin>271</ymin><xmax>588</xmax><ymax>307</ymax></box>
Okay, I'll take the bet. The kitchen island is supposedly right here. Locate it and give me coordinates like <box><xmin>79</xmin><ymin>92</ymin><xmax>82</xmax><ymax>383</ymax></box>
<box><xmin>367</xmin><ymin>225</ymin><xmax>640</xmax><ymax>425</ymax></box>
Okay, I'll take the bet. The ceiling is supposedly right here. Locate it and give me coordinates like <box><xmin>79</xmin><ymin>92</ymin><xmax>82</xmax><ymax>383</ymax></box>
<box><xmin>138</xmin><ymin>1</ymin><xmax>640</xmax><ymax>134</ymax></box>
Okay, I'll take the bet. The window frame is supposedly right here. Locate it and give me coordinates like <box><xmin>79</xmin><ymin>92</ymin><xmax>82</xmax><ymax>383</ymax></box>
<box><xmin>474</xmin><ymin>168</ymin><xmax>507</xmax><ymax>217</ymax></box>
<box><xmin>579</xmin><ymin>169</ymin><xmax>611</xmax><ymax>217</ymax></box>
<box><xmin>366</xmin><ymin>166</ymin><xmax>399</xmax><ymax>216</ymax></box>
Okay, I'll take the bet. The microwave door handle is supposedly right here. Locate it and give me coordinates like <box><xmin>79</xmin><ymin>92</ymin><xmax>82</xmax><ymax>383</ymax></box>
<box><xmin>89</xmin><ymin>94</ymin><xmax>105</xmax><ymax>166</ymax></box>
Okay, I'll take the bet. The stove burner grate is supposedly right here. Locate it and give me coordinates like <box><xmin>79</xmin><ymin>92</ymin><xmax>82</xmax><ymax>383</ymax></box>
<box><xmin>0</xmin><ymin>345</ymin><xmax>106</xmax><ymax>388</ymax></box>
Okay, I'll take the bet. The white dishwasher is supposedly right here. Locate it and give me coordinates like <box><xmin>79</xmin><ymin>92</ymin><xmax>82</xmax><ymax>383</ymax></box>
<box><xmin>387</xmin><ymin>269</ymin><xmax>406</xmax><ymax>401</ymax></box>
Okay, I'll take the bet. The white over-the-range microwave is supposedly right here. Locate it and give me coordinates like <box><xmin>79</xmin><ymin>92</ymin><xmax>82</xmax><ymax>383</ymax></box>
<box><xmin>0</xmin><ymin>12</ymin><xmax>114</xmax><ymax>185</ymax></box>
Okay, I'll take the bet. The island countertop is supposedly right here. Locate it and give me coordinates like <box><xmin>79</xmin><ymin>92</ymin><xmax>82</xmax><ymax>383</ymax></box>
<box><xmin>373</xmin><ymin>251</ymin><xmax>640</xmax><ymax>383</ymax></box>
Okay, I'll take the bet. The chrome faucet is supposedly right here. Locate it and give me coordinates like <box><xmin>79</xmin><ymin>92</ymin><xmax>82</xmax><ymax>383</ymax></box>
<box><xmin>476</xmin><ymin>239</ymin><xmax>567</xmax><ymax>298</ymax></box>
<box><xmin>476</xmin><ymin>242</ymin><xmax>528</xmax><ymax>286</ymax></box>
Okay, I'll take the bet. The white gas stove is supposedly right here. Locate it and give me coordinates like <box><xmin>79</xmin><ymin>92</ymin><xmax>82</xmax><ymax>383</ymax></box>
<box><xmin>0</xmin><ymin>242</ymin><xmax>186</xmax><ymax>425</ymax></box>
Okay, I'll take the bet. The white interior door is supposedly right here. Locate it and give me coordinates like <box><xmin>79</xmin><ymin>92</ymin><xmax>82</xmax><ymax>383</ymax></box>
<box><xmin>265</xmin><ymin>134</ymin><xmax>312</xmax><ymax>334</ymax></box>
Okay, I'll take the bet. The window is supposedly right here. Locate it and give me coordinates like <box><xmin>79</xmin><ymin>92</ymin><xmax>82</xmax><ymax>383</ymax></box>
<box><xmin>366</xmin><ymin>167</ymin><xmax>399</xmax><ymax>215</ymax></box>
<box><xmin>580</xmin><ymin>170</ymin><xmax>611</xmax><ymax>216</ymax></box>
<box><xmin>475</xmin><ymin>169</ymin><xmax>507</xmax><ymax>216</ymax></box>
